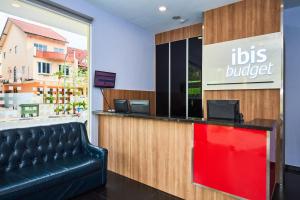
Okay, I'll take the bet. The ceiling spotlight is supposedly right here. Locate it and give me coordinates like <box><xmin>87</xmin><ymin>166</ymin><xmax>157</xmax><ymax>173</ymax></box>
<box><xmin>172</xmin><ymin>16</ymin><xmax>181</xmax><ymax>20</ymax></box>
<box><xmin>158</xmin><ymin>6</ymin><xmax>167</xmax><ymax>12</ymax></box>
<box><xmin>11</xmin><ymin>3</ymin><xmax>21</xmax><ymax>8</ymax></box>
<box><xmin>180</xmin><ymin>18</ymin><xmax>188</xmax><ymax>24</ymax></box>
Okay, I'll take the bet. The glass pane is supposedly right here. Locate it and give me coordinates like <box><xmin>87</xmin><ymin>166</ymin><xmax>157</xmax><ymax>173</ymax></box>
<box><xmin>156</xmin><ymin>43</ymin><xmax>169</xmax><ymax>117</ymax></box>
<box><xmin>0</xmin><ymin>7</ymin><xmax>89</xmax><ymax>131</ymax></box>
<box><xmin>188</xmin><ymin>37</ymin><xmax>202</xmax><ymax>118</ymax></box>
<box><xmin>171</xmin><ymin>40</ymin><xmax>186</xmax><ymax>118</ymax></box>
<box><xmin>47</xmin><ymin>64</ymin><xmax>50</xmax><ymax>74</ymax></box>
<box><xmin>43</xmin><ymin>63</ymin><xmax>46</xmax><ymax>73</ymax></box>
<box><xmin>38</xmin><ymin>62</ymin><xmax>41</xmax><ymax>73</ymax></box>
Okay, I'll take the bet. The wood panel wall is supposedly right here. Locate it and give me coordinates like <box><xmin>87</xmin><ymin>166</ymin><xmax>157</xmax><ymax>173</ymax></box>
<box><xmin>203</xmin><ymin>0</ymin><xmax>282</xmax><ymax>120</ymax></box>
<box><xmin>102</xmin><ymin>89</ymin><xmax>156</xmax><ymax>115</ymax></box>
<box><xmin>204</xmin><ymin>89</ymin><xmax>280</xmax><ymax>122</ymax></box>
<box><xmin>155</xmin><ymin>23</ymin><xmax>202</xmax><ymax>45</ymax></box>
<box><xmin>99</xmin><ymin>115</ymin><xmax>236</xmax><ymax>200</ymax></box>
<box><xmin>203</xmin><ymin>0</ymin><xmax>281</xmax><ymax>45</ymax></box>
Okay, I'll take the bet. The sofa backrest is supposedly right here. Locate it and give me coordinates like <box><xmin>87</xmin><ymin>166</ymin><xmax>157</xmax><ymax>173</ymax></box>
<box><xmin>0</xmin><ymin>122</ymin><xmax>86</xmax><ymax>172</ymax></box>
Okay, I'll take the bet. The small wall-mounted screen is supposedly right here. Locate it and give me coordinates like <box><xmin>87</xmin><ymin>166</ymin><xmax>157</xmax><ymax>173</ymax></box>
<box><xmin>94</xmin><ymin>70</ymin><xmax>116</xmax><ymax>88</ymax></box>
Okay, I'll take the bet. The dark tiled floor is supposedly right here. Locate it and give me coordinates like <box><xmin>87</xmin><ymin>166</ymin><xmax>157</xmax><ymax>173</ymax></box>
<box><xmin>72</xmin><ymin>171</ymin><xmax>182</xmax><ymax>200</ymax></box>
<box><xmin>74</xmin><ymin>170</ymin><xmax>300</xmax><ymax>200</ymax></box>
<box><xmin>273</xmin><ymin>170</ymin><xmax>300</xmax><ymax>200</ymax></box>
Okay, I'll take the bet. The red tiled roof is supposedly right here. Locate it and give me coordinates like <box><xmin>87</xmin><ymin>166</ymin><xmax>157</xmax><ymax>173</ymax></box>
<box><xmin>67</xmin><ymin>47</ymin><xmax>88</xmax><ymax>68</ymax></box>
<box><xmin>9</xmin><ymin>18</ymin><xmax>67</xmax><ymax>42</ymax></box>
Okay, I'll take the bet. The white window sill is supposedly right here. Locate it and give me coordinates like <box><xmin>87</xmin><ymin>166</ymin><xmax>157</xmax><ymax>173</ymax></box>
<box><xmin>38</xmin><ymin>73</ymin><xmax>51</xmax><ymax>76</ymax></box>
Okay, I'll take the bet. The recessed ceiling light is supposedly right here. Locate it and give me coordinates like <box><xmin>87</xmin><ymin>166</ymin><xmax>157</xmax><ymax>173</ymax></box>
<box><xmin>158</xmin><ymin>6</ymin><xmax>167</xmax><ymax>12</ymax></box>
<box><xmin>172</xmin><ymin>16</ymin><xmax>181</xmax><ymax>20</ymax></box>
<box><xmin>180</xmin><ymin>18</ymin><xmax>188</xmax><ymax>24</ymax></box>
<box><xmin>11</xmin><ymin>3</ymin><xmax>21</xmax><ymax>8</ymax></box>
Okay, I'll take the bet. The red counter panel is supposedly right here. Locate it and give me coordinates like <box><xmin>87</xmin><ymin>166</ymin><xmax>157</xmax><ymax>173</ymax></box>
<box><xmin>193</xmin><ymin>124</ymin><xmax>268</xmax><ymax>200</ymax></box>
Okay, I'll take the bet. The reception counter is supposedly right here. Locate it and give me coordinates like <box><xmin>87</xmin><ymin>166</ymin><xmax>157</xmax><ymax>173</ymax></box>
<box><xmin>94</xmin><ymin>111</ymin><xmax>282</xmax><ymax>200</ymax></box>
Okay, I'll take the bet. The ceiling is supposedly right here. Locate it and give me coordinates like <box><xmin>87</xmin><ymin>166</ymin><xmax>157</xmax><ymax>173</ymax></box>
<box><xmin>285</xmin><ymin>0</ymin><xmax>300</xmax><ymax>9</ymax></box>
<box><xmin>85</xmin><ymin>0</ymin><xmax>239</xmax><ymax>33</ymax></box>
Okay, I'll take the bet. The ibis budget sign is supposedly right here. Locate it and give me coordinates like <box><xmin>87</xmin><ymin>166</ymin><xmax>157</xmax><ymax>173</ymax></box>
<box><xmin>203</xmin><ymin>32</ymin><xmax>282</xmax><ymax>90</ymax></box>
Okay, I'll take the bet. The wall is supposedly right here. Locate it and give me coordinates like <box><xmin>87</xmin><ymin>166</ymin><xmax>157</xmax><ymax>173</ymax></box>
<box><xmin>155</xmin><ymin>23</ymin><xmax>202</xmax><ymax>45</ymax></box>
<box><xmin>203</xmin><ymin>0</ymin><xmax>282</xmax><ymax>121</ymax></box>
<box><xmin>102</xmin><ymin>89</ymin><xmax>156</xmax><ymax>115</ymax></box>
<box><xmin>284</xmin><ymin>6</ymin><xmax>300</xmax><ymax>167</ymax></box>
<box><xmin>1</xmin><ymin>23</ymin><xmax>28</xmax><ymax>81</ymax></box>
<box><xmin>51</xmin><ymin>0</ymin><xmax>155</xmax><ymax>145</ymax></box>
<box><xmin>204</xmin><ymin>0</ymin><xmax>281</xmax><ymax>45</ymax></box>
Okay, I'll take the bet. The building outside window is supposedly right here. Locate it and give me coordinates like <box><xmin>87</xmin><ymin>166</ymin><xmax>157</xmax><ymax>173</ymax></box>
<box><xmin>13</xmin><ymin>66</ymin><xmax>16</xmax><ymax>82</ymax></box>
<box><xmin>34</xmin><ymin>43</ymin><xmax>47</xmax><ymax>51</ymax></box>
<box><xmin>38</xmin><ymin>62</ymin><xmax>50</xmax><ymax>74</ymax></box>
<box><xmin>0</xmin><ymin>6</ymin><xmax>89</xmax><ymax>130</ymax></box>
<box><xmin>59</xmin><ymin>65</ymin><xmax>69</xmax><ymax>76</ymax></box>
<box><xmin>54</xmin><ymin>48</ymin><xmax>64</xmax><ymax>53</ymax></box>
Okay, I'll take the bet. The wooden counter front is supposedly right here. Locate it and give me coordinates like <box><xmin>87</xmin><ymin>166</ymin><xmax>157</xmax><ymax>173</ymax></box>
<box><xmin>98</xmin><ymin>114</ymin><xmax>239</xmax><ymax>200</ymax></box>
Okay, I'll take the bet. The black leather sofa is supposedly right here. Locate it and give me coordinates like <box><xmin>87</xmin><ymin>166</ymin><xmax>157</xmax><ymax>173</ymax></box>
<box><xmin>0</xmin><ymin>122</ymin><xmax>108</xmax><ymax>200</ymax></box>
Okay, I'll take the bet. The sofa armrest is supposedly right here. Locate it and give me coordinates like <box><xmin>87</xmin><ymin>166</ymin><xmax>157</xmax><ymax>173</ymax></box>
<box><xmin>85</xmin><ymin>144</ymin><xmax>108</xmax><ymax>184</ymax></box>
<box><xmin>86</xmin><ymin>144</ymin><xmax>108</xmax><ymax>160</ymax></box>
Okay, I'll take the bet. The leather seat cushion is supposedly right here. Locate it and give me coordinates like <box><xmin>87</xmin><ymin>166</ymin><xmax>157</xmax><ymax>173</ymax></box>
<box><xmin>0</xmin><ymin>172</ymin><xmax>31</xmax><ymax>194</ymax></box>
<box><xmin>0</xmin><ymin>154</ymin><xmax>101</xmax><ymax>196</ymax></box>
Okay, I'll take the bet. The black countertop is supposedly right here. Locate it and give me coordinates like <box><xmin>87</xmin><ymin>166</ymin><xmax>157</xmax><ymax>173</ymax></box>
<box><xmin>93</xmin><ymin>110</ymin><xmax>276</xmax><ymax>131</ymax></box>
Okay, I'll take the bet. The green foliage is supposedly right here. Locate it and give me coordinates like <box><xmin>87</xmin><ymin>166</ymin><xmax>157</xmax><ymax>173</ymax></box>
<box><xmin>46</xmin><ymin>95</ymin><xmax>55</xmax><ymax>103</ymax></box>
<box><xmin>65</xmin><ymin>103</ymin><xmax>72</xmax><ymax>112</ymax></box>
<box><xmin>54</xmin><ymin>105</ymin><xmax>63</xmax><ymax>114</ymax></box>
<box><xmin>77</xmin><ymin>100</ymin><xmax>88</xmax><ymax>110</ymax></box>
<box><xmin>53</xmin><ymin>71</ymin><xmax>64</xmax><ymax>79</ymax></box>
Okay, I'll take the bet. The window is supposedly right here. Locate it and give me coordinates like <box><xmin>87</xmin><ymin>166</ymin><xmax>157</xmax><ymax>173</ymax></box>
<box><xmin>54</xmin><ymin>48</ymin><xmax>64</xmax><ymax>53</ymax></box>
<box><xmin>13</xmin><ymin>66</ymin><xmax>17</xmax><ymax>82</ymax></box>
<box><xmin>38</xmin><ymin>62</ymin><xmax>51</xmax><ymax>74</ymax></box>
<box><xmin>0</xmin><ymin>3</ymin><xmax>89</xmax><ymax>131</ymax></box>
<box><xmin>59</xmin><ymin>65</ymin><xmax>70</xmax><ymax>76</ymax></box>
<box><xmin>34</xmin><ymin>43</ymin><xmax>47</xmax><ymax>51</ymax></box>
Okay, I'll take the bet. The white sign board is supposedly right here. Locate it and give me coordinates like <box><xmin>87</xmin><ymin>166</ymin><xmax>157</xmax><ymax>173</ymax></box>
<box><xmin>203</xmin><ymin>32</ymin><xmax>282</xmax><ymax>90</ymax></box>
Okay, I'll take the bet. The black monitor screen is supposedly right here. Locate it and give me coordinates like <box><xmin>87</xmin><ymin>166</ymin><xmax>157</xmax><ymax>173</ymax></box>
<box><xmin>114</xmin><ymin>99</ymin><xmax>129</xmax><ymax>113</ymax></box>
<box><xmin>94</xmin><ymin>71</ymin><xmax>116</xmax><ymax>88</ymax></box>
<box><xmin>129</xmin><ymin>100</ymin><xmax>150</xmax><ymax>115</ymax></box>
<box><xmin>207</xmin><ymin>100</ymin><xmax>240</xmax><ymax>121</ymax></box>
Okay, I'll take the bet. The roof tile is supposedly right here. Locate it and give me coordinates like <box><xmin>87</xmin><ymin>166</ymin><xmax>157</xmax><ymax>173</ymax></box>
<box><xmin>9</xmin><ymin>18</ymin><xmax>67</xmax><ymax>42</ymax></box>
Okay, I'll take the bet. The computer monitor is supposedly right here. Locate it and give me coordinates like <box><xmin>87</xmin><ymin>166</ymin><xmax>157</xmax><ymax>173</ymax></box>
<box><xmin>129</xmin><ymin>100</ymin><xmax>150</xmax><ymax>115</ymax></box>
<box><xmin>114</xmin><ymin>99</ymin><xmax>129</xmax><ymax>113</ymax></box>
<box><xmin>207</xmin><ymin>100</ymin><xmax>242</xmax><ymax>122</ymax></box>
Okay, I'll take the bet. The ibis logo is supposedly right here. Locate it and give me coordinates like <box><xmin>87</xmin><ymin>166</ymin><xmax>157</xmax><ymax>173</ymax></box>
<box><xmin>226</xmin><ymin>46</ymin><xmax>273</xmax><ymax>79</ymax></box>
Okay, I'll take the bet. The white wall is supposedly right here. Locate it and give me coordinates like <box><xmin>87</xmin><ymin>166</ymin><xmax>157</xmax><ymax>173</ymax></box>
<box><xmin>284</xmin><ymin>6</ymin><xmax>300</xmax><ymax>167</ymax></box>
<box><xmin>51</xmin><ymin>0</ymin><xmax>155</xmax><ymax>145</ymax></box>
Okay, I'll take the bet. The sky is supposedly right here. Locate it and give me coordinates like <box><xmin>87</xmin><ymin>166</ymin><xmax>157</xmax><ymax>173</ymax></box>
<box><xmin>0</xmin><ymin>11</ymin><xmax>87</xmax><ymax>50</ymax></box>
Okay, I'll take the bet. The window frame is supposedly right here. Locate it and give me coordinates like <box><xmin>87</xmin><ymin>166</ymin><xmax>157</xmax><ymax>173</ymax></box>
<box><xmin>59</xmin><ymin>64</ymin><xmax>70</xmax><ymax>76</ymax></box>
<box><xmin>38</xmin><ymin>61</ymin><xmax>51</xmax><ymax>74</ymax></box>
<box><xmin>34</xmin><ymin>43</ymin><xmax>48</xmax><ymax>52</ymax></box>
<box><xmin>54</xmin><ymin>48</ymin><xmax>64</xmax><ymax>53</ymax></box>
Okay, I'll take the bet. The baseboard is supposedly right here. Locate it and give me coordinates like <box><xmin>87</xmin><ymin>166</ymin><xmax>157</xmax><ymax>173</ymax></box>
<box><xmin>285</xmin><ymin>165</ymin><xmax>300</xmax><ymax>173</ymax></box>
